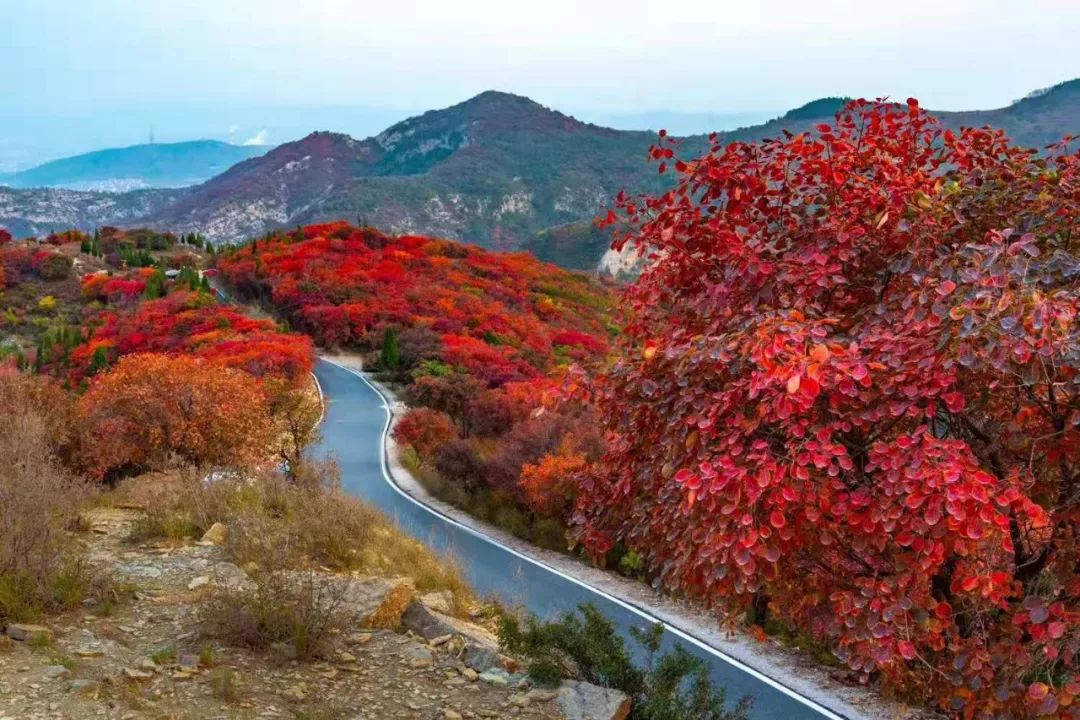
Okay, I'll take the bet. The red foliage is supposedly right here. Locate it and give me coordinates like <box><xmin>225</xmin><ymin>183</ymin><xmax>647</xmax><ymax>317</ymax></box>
<box><xmin>580</xmin><ymin>100</ymin><xmax>1079</xmax><ymax>716</ymax></box>
<box><xmin>521</xmin><ymin>439</ymin><xmax>588</xmax><ymax>519</ymax></box>
<box><xmin>218</xmin><ymin>224</ymin><xmax>615</xmax><ymax>524</ymax></box>
<box><xmin>69</xmin><ymin>290</ymin><xmax>313</xmax><ymax>383</ymax></box>
<box><xmin>45</xmin><ymin>230</ymin><xmax>87</xmax><ymax>246</ymax></box>
<box><xmin>215</xmin><ymin>225</ymin><xmax>613</xmax><ymax>377</ymax></box>
<box><xmin>0</xmin><ymin>229</ymin><xmax>12</xmax><ymax>245</ymax></box>
<box><xmin>76</xmin><ymin>353</ymin><xmax>276</xmax><ymax>479</ymax></box>
<box><xmin>84</xmin><ymin>275</ymin><xmax>146</xmax><ymax>302</ymax></box>
<box><xmin>392</xmin><ymin>408</ymin><xmax>459</xmax><ymax>462</ymax></box>
<box><xmin>552</xmin><ymin>330</ymin><xmax>607</xmax><ymax>353</ymax></box>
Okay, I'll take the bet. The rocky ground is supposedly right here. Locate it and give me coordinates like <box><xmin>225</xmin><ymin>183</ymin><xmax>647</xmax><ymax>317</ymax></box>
<box><xmin>0</xmin><ymin>508</ymin><xmax>627</xmax><ymax>720</ymax></box>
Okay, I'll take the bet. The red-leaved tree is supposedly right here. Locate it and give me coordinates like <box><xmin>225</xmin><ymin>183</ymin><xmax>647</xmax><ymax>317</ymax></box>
<box><xmin>576</xmin><ymin>100</ymin><xmax>1079</xmax><ymax>717</ymax></box>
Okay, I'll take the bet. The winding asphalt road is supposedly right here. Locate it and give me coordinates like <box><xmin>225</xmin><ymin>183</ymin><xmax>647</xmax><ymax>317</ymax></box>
<box><xmin>312</xmin><ymin>358</ymin><xmax>847</xmax><ymax>720</ymax></box>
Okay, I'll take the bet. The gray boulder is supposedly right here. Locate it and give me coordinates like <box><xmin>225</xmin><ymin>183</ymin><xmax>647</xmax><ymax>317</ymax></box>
<box><xmin>558</xmin><ymin>679</ymin><xmax>632</xmax><ymax>720</ymax></box>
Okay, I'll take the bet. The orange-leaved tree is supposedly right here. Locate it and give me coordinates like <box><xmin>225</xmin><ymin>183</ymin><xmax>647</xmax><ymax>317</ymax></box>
<box><xmin>577</xmin><ymin>100</ymin><xmax>1079</xmax><ymax>717</ymax></box>
<box><xmin>393</xmin><ymin>407</ymin><xmax>460</xmax><ymax>462</ymax></box>
<box><xmin>76</xmin><ymin>353</ymin><xmax>276</xmax><ymax>480</ymax></box>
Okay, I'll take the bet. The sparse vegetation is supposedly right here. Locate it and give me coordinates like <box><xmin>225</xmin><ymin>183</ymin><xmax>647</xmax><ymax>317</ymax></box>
<box><xmin>0</xmin><ymin>368</ymin><xmax>91</xmax><ymax>623</ymax></box>
<box><xmin>127</xmin><ymin>463</ymin><xmax>472</xmax><ymax>604</ymax></box>
<box><xmin>208</xmin><ymin>667</ymin><xmax>240</xmax><ymax>702</ymax></box>
<box><xmin>499</xmin><ymin>603</ymin><xmax>751</xmax><ymax>720</ymax></box>
<box><xmin>200</xmin><ymin>571</ymin><xmax>349</xmax><ymax>660</ymax></box>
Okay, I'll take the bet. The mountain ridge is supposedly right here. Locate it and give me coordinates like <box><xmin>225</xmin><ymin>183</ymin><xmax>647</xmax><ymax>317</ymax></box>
<box><xmin>1</xmin><ymin>81</ymin><xmax>1076</xmax><ymax>267</ymax></box>
<box><xmin>0</xmin><ymin>139</ymin><xmax>270</xmax><ymax>191</ymax></box>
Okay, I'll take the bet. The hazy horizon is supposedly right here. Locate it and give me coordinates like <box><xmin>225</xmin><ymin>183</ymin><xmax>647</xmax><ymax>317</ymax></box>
<box><xmin>5</xmin><ymin>0</ymin><xmax>1079</xmax><ymax>169</ymax></box>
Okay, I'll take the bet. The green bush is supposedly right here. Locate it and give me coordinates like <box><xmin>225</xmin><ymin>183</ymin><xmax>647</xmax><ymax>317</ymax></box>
<box><xmin>499</xmin><ymin>604</ymin><xmax>750</xmax><ymax>720</ymax></box>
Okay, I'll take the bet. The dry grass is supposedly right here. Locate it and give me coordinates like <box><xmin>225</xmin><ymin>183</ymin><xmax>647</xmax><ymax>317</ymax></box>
<box><xmin>126</xmin><ymin>462</ymin><xmax>473</xmax><ymax>611</ymax></box>
<box><xmin>0</xmin><ymin>369</ymin><xmax>101</xmax><ymax>622</ymax></box>
<box><xmin>199</xmin><ymin>571</ymin><xmax>349</xmax><ymax>660</ymax></box>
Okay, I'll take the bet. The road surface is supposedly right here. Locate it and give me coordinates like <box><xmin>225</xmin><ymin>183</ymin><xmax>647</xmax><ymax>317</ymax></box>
<box><xmin>312</xmin><ymin>358</ymin><xmax>848</xmax><ymax>720</ymax></box>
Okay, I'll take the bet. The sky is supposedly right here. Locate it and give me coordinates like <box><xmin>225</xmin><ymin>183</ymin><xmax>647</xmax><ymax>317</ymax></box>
<box><xmin>3</xmin><ymin>0</ymin><xmax>1079</xmax><ymax>165</ymax></box>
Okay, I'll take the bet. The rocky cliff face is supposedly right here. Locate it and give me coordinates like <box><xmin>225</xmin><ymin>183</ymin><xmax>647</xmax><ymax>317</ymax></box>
<box><xmin>0</xmin><ymin>186</ymin><xmax>183</xmax><ymax>238</ymax></box>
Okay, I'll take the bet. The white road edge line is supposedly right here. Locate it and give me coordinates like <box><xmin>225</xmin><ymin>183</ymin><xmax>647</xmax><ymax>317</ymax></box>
<box><xmin>310</xmin><ymin>371</ymin><xmax>326</xmax><ymax>427</ymax></box>
<box><xmin>317</xmin><ymin>356</ymin><xmax>849</xmax><ymax>720</ymax></box>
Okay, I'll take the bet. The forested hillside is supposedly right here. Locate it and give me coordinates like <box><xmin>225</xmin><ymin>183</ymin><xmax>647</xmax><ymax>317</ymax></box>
<box><xmin>216</xmin><ymin>222</ymin><xmax>617</xmax><ymax>546</ymax></box>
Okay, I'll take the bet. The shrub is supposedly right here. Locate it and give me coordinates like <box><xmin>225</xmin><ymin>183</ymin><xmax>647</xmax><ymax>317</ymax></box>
<box><xmin>200</xmin><ymin>571</ymin><xmax>348</xmax><ymax>660</ymax></box>
<box><xmin>0</xmin><ymin>369</ymin><xmax>88</xmax><ymax>622</ymax></box>
<box><xmin>433</xmin><ymin>439</ymin><xmax>485</xmax><ymax>492</ymax></box>
<box><xmin>33</xmin><ymin>251</ymin><xmax>73</xmax><ymax>281</ymax></box>
<box><xmin>499</xmin><ymin>603</ymin><xmax>750</xmax><ymax>720</ymax></box>
<box><xmin>583</xmin><ymin>98</ymin><xmax>1080</xmax><ymax>715</ymax></box>
<box><xmin>393</xmin><ymin>408</ymin><xmax>459</xmax><ymax>462</ymax></box>
<box><xmin>76</xmin><ymin>353</ymin><xmax>276</xmax><ymax>480</ymax></box>
<box><xmin>403</xmin><ymin>374</ymin><xmax>483</xmax><ymax>427</ymax></box>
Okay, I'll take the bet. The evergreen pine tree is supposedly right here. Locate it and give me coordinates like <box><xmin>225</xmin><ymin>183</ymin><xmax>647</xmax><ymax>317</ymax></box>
<box><xmin>144</xmin><ymin>268</ymin><xmax>166</xmax><ymax>299</ymax></box>
<box><xmin>380</xmin><ymin>326</ymin><xmax>400</xmax><ymax>372</ymax></box>
<box><xmin>88</xmin><ymin>345</ymin><xmax>111</xmax><ymax>375</ymax></box>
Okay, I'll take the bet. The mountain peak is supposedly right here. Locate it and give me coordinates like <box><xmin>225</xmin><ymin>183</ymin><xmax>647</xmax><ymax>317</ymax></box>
<box><xmin>458</xmin><ymin>90</ymin><xmax>547</xmax><ymax>110</ymax></box>
<box><xmin>380</xmin><ymin>91</ymin><xmax>583</xmax><ymax>142</ymax></box>
<box><xmin>779</xmin><ymin>97</ymin><xmax>852</xmax><ymax>122</ymax></box>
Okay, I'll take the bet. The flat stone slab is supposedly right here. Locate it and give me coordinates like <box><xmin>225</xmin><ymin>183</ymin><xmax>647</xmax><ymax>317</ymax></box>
<box><xmin>6</xmin><ymin>624</ymin><xmax>52</xmax><ymax>643</ymax></box>
<box><xmin>558</xmin><ymin>679</ymin><xmax>632</xmax><ymax>720</ymax></box>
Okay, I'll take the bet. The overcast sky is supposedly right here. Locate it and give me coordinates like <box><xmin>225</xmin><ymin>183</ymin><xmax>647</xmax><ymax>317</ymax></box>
<box><xmin>7</xmin><ymin>0</ymin><xmax>1079</xmax><ymax>114</ymax></box>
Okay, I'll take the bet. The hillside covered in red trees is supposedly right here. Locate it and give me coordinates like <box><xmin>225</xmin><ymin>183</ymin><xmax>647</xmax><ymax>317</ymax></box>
<box><xmin>216</xmin><ymin>223</ymin><xmax>616</xmax><ymax>545</ymax></box>
<box><xmin>1</xmin><ymin>226</ymin><xmax>315</xmax><ymax>481</ymax></box>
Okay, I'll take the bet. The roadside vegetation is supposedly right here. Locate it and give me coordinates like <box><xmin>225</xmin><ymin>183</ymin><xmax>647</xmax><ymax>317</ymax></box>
<box><xmin>0</xmin><ymin>224</ymin><xmax>323</xmax><ymax>626</ymax></box>
<box><xmin>125</xmin><ymin>463</ymin><xmax>472</xmax><ymax>603</ymax></box>
<box><xmin>214</xmin><ymin>224</ymin><xmax>616</xmax><ymax>550</ymax></box>
<box><xmin>575</xmin><ymin>100</ymin><xmax>1080</xmax><ymax>717</ymax></box>
<box><xmin>499</xmin><ymin>603</ymin><xmax>751</xmax><ymax>720</ymax></box>
<box><xmin>0</xmin><ymin>368</ymin><xmax>97</xmax><ymax>624</ymax></box>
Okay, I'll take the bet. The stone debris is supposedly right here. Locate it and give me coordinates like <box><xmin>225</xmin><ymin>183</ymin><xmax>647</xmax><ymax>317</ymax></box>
<box><xmin>421</xmin><ymin>589</ymin><xmax>456</xmax><ymax>614</ymax></box>
<box><xmin>42</xmin><ymin>666</ymin><xmax>70</xmax><ymax>680</ymax></box>
<box><xmin>0</xmin><ymin>506</ymin><xmax>565</xmax><ymax>719</ymax></box>
<box><xmin>186</xmin><ymin>574</ymin><xmax>210</xmax><ymax>590</ymax></box>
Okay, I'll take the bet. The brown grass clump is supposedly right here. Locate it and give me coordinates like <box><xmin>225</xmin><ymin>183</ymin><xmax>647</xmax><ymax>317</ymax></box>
<box><xmin>0</xmin><ymin>368</ymin><xmax>97</xmax><ymax>622</ymax></box>
<box><xmin>199</xmin><ymin>571</ymin><xmax>349</xmax><ymax>660</ymax></box>
<box><xmin>128</xmin><ymin>461</ymin><xmax>472</xmax><ymax>611</ymax></box>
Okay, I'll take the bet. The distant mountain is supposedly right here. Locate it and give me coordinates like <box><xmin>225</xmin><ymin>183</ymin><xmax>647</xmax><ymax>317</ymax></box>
<box><xmin>1</xmin><ymin>81</ymin><xmax>1076</xmax><ymax>269</ymax></box>
<box><xmin>936</xmin><ymin>79</ymin><xmax>1080</xmax><ymax>150</ymax></box>
<box><xmin>718</xmin><ymin>80</ymin><xmax>1080</xmax><ymax>148</ymax></box>
<box><xmin>0</xmin><ymin>140</ymin><xmax>270</xmax><ymax>191</ymax></box>
<box><xmin>143</xmin><ymin>92</ymin><xmax>699</xmax><ymax>249</ymax></box>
